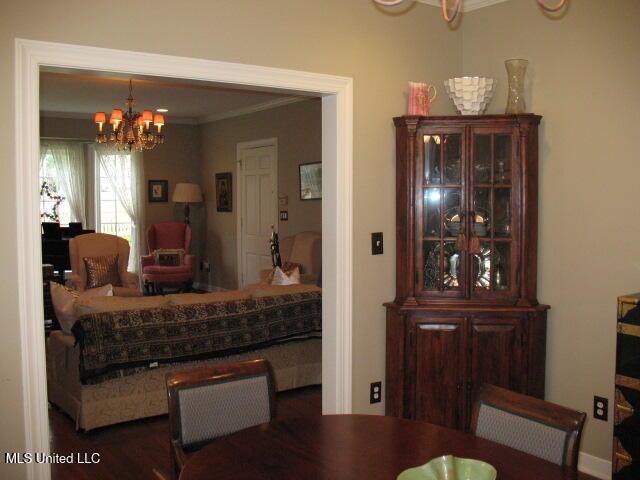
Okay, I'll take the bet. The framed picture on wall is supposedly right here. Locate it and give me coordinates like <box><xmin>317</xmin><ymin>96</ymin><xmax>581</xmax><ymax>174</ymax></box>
<box><xmin>299</xmin><ymin>162</ymin><xmax>322</xmax><ymax>200</ymax></box>
<box><xmin>215</xmin><ymin>172</ymin><xmax>232</xmax><ymax>212</ymax></box>
<box><xmin>148</xmin><ymin>180</ymin><xmax>168</xmax><ymax>202</ymax></box>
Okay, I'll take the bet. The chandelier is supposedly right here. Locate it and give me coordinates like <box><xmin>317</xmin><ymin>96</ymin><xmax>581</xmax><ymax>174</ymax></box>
<box><xmin>374</xmin><ymin>0</ymin><xmax>567</xmax><ymax>23</ymax></box>
<box><xmin>93</xmin><ymin>80</ymin><xmax>165</xmax><ymax>151</ymax></box>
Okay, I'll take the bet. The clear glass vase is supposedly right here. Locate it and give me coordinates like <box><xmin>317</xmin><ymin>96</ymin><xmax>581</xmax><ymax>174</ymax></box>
<box><xmin>505</xmin><ymin>59</ymin><xmax>528</xmax><ymax>114</ymax></box>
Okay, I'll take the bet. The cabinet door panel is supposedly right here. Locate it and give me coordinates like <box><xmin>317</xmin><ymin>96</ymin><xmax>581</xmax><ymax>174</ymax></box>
<box><xmin>470</xmin><ymin>317</ymin><xmax>523</xmax><ymax>410</ymax></box>
<box><xmin>415</xmin><ymin>128</ymin><xmax>467</xmax><ymax>299</ymax></box>
<box><xmin>468</xmin><ymin>127</ymin><xmax>521</xmax><ymax>303</ymax></box>
<box><xmin>411</xmin><ymin>318</ymin><xmax>466</xmax><ymax>429</ymax></box>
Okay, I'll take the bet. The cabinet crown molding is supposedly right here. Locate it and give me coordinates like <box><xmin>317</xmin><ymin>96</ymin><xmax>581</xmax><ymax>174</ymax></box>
<box><xmin>417</xmin><ymin>0</ymin><xmax>511</xmax><ymax>12</ymax></box>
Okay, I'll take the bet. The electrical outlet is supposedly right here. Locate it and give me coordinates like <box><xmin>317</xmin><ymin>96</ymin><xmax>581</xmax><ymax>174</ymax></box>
<box><xmin>371</xmin><ymin>232</ymin><xmax>383</xmax><ymax>255</ymax></box>
<box><xmin>280</xmin><ymin>211</ymin><xmax>289</xmax><ymax>221</ymax></box>
<box><xmin>594</xmin><ymin>396</ymin><xmax>608</xmax><ymax>421</ymax></box>
<box><xmin>370</xmin><ymin>381</ymin><xmax>382</xmax><ymax>404</ymax></box>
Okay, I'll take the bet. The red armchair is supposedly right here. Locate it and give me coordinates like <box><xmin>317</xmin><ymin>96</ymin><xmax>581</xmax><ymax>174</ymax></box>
<box><xmin>141</xmin><ymin>222</ymin><xmax>196</xmax><ymax>294</ymax></box>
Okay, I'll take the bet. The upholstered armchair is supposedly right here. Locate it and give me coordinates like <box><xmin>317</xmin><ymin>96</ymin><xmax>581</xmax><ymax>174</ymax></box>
<box><xmin>261</xmin><ymin>231</ymin><xmax>321</xmax><ymax>285</ymax></box>
<box><xmin>141</xmin><ymin>222</ymin><xmax>196</xmax><ymax>294</ymax></box>
<box><xmin>68</xmin><ymin>233</ymin><xmax>141</xmax><ymax>297</ymax></box>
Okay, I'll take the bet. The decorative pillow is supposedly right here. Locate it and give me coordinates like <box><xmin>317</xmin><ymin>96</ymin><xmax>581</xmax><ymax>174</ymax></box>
<box><xmin>154</xmin><ymin>248</ymin><xmax>185</xmax><ymax>266</ymax></box>
<box><xmin>263</xmin><ymin>262</ymin><xmax>302</xmax><ymax>284</ymax></box>
<box><xmin>271</xmin><ymin>266</ymin><xmax>301</xmax><ymax>285</ymax></box>
<box><xmin>84</xmin><ymin>254</ymin><xmax>121</xmax><ymax>288</ymax></box>
<box><xmin>50</xmin><ymin>282</ymin><xmax>113</xmax><ymax>334</ymax></box>
<box><xmin>281</xmin><ymin>261</ymin><xmax>303</xmax><ymax>274</ymax></box>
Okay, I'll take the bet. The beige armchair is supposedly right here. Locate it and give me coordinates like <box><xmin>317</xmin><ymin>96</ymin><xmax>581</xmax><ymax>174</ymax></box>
<box><xmin>68</xmin><ymin>233</ymin><xmax>141</xmax><ymax>297</ymax></box>
<box><xmin>261</xmin><ymin>231</ymin><xmax>321</xmax><ymax>285</ymax></box>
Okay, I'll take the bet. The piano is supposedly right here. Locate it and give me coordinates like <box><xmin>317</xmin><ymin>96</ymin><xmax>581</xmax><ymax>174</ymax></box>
<box><xmin>41</xmin><ymin>222</ymin><xmax>95</xmax><ymax>275</ymax></box>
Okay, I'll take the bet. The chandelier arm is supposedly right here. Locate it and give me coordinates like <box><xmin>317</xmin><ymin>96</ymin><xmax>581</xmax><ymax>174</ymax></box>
<box><xmin>373</xmin><ymin>0</ymin><xmax>406</xmax><ymax>6</ymax></box>
<box><xmin>536</xmin><ymin>0</ymin><xmax>567</xmax><ymax>12</ymax></box>
<box><xmin>442</xmin><ymin>0</ymin><xmax>461</xmax><ymax>23</ymax></box>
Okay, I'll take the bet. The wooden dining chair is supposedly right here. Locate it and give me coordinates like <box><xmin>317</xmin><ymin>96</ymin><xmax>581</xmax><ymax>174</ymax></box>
<box><xmin>470</xmin><ymin>384</ymin><xmax>586</xmax><ymax>469</ymax></box>
<box><xmin>166</xmin><ymin>359</ymin><xmax>276</xmax><ymax>479</ymax></box>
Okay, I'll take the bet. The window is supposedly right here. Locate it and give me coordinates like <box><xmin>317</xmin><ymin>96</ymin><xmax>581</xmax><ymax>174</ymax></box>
<box><xmin>39</xmin><ymin>153</ymin><xmax>71</xmax><ymax>225</ymax></box>
<box><xmin>95</xmin><ymin>154</ymin><xmax>133</xmax><ymax>245</ymax></box>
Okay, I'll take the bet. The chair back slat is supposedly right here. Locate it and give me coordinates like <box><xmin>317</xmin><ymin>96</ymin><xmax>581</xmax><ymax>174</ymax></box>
<box><xmin>471</xmin><ymin>384</ymin><xmax>586</xmax><ymax>469</ymax></box>
<box><xmin>167</xmin><ymin>359</ymin><xmax>276</xmax><ymax>453</ymax></box>
<box><xmin>178</xmin><ymin>374</ymin><xmax>272</xmax><ymax>447</ymax></box>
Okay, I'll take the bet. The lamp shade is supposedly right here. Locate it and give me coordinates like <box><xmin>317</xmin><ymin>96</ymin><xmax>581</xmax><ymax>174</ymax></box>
<box><xmin>94</xmin><ymin>112</ymin><xmax>106</xmax><ymax>124</ymax></box>
<box><xmin>172</xmin><ymin>182</ymin><xmax>203</xmax><ymax>203</ymax></box>
<box><xmin>153</xmin><ymin>113</ymin><xmax>165</xmax><ymax>126</ymax></box>
<box><xmin>110</xmin><ymin>109</ymin><xmax>123</xmax><ymax>123</ymax></box>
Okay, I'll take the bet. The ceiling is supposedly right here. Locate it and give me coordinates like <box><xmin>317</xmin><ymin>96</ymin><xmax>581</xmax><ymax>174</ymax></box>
<box><xmin>39</xmin><ymin>70</ymin><xmax>308</xmax><ymax>124</ymax></box>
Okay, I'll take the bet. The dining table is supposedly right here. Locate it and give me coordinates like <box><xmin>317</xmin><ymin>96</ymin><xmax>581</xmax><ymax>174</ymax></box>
<box><xmin>179</xmin><ymin>414</ymin><xmax>583</xmax><ymax>480</ymax></box>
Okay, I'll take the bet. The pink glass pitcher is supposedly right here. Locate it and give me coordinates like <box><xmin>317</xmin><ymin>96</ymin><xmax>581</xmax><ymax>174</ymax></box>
<box><xmin>407</xmin><ymin>81</ymin><xmax>437</xmax><ymax>116</ymax></box>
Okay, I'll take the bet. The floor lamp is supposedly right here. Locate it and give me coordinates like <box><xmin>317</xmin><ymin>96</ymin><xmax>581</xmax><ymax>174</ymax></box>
<box><xmin>172</xmin><ymin>182</ymin><xmax>203</xmax><ymax>224</ymax></box>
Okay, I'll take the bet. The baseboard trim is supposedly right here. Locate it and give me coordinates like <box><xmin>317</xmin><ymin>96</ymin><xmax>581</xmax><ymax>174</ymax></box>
<box><xmin>192</xmin><ymin>282</ymin><xmax>229</xmax><ymax>292</ymax></box>
<box><xmin>578</xmin><ymin>452</ymin><xmax>611</xmax><ymax>480</ymax></box>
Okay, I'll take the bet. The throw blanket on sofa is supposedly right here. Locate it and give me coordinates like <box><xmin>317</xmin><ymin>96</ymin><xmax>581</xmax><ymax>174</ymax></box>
<box><xmin>72</xmin><ymin>292</ymin><xmax>321</xmax><ymax>384</ymax></box>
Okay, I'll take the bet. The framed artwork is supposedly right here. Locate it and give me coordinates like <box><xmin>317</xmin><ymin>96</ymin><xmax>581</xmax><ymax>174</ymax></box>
<box><xmin>216</xmin><ymin>172</ymin><xmax>232</xmax><ymax>212</ymax></box>
<box><xmin>299</xmin><ymin>162</ymin><xmax>322</xmax><ymax>200</ymax></box>
<box><xmin>148</xmin><ymin>180</ymin><xmax>168</xmax><ymax>203</ymax></box>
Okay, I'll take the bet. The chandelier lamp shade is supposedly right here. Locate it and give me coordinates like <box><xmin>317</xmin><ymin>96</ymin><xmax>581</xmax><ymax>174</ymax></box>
<box><xmin>93</xmin><ymin>80</ymin><xmax>166</xmax><ymax>151</ymax></box>
<box><xmin>373</xmin><ymin>0</ymin><xmax>568</xmax><ymax>23</ymax></box>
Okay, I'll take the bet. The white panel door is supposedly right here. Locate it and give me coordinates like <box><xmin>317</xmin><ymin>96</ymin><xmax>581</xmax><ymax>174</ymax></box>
<box><xmin>240</xmin><ymin>145</ymin><xmax>277</xmax><ymax>287</ymax></box>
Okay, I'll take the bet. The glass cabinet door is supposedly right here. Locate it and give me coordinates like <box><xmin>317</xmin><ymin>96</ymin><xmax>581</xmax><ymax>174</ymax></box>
<box><xmin>418</xmin><ymin>130</ymin><xmax>465</xmax><ymax>297</ymax></box>
<box><xmin>470</xmin><ymin>129</ymin><xmax>518</xmax><ymax>299</ymax></box>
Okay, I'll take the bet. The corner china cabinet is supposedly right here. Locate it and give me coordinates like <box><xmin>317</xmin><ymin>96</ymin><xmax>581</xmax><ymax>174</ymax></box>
<box><xmin>385</xmin><ymin>114</ymin><xmax>549</xmax><ymax>431</ymax></box>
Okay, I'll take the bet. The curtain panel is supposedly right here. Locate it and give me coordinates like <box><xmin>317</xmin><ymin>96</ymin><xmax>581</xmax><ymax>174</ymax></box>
<box><xmin>95</xmin><ymin>146</ymin><xmax>146</xmax><ymax>273</ymax></box>
<box><xmin>40</xmin><ymin>141</ymin><xmax>87</xmax><ymax>225</ymax></box>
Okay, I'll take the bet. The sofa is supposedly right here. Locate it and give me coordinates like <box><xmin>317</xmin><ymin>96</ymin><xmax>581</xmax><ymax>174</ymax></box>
<box><xmin>46</xmin><ymin>283</ymin><xmax>322</xmax><ymax>430</ymax></box>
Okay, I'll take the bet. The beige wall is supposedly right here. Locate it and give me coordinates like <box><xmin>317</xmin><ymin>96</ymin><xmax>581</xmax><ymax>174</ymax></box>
<box><xmin>141</xmin><ymin>123</ymin><xmax>202</xmax><ymax>254</ymax></box>
<box><xmin>39</xmin><ymin>116</ymin><xmax>201</xmax><ymax>252</ymax></box>
<box><xmin>462</xmin><ymin>0</ymin><xmax>640</xmax><ymax>461</ymax></box>
<box><xmin>3</xmin><ymin>1</ymin><xmax>634</xmax><ymax>474</ymax></box>
<box><xmin>198</xmin><ymin>99</ymin><xmax>322</xmax><ymax>290</ymax></box>
<box><xmin>2</xmin><ymin>5</ymin><xmax>460</xmax><ymax>476</ymax></box>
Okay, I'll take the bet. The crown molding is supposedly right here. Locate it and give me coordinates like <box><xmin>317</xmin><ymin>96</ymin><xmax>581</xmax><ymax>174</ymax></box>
<box><xmin>41</xmin><ymin>96</ymin><xmax>310</xmax><ymax>126</ymax></box>
<box><xmin>199</xmin><ymin>96</ymin><xmax>308</xmax><ymax>124</ymax></box>
<box><xmin>40</xmin><ymin>110</ymin><xmax>199</xmax><ymax>125</ymax></box>
<box><xmin>416</xmin><ymin>0</ymin><xmax>511</xmax><ymax>12</ymax></box>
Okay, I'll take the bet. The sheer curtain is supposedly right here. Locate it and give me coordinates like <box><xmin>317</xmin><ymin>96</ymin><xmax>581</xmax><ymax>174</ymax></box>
<box><xmin>96</xmin><ymin>146</ymin><xmax>146</xmax><ymax>273</ymax></box>
<box><xmin>40</xmin><ymin>141</ymin><xmax>87</xmax><ymax>225</ymax></box>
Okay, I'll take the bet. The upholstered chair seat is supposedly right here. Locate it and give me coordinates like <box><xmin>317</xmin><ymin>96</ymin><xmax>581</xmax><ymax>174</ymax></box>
<box><xmin>68</xmin><ymin>233</ymin><xmax>141</xmax><ymax>297</ymax></box>
<box><xmin>141</xmin><ymin>222</ymin><xmax>195</xmax><ymax>294</ymax></box>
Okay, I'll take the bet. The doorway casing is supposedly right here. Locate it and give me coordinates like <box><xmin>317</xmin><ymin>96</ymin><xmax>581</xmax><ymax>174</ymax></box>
<box><xmin>15</xmin><ymin>38</ymin><xmax>353</xmax><ymax>480</ymax></box>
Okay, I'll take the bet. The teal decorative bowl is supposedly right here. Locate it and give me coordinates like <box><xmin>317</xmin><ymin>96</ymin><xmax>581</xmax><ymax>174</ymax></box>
<box><xmin>397</xmin><ymin>455</ymin><xmax>497</xmax><ymax>480</ymax></box>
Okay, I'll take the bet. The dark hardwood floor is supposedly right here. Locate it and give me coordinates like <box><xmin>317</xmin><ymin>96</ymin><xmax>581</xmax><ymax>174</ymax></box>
<box><xmin>49</xmin><ymin>385</ymin><xmax>322</xmax><ymax>480</ymax></box>
<box><xmin>49</xmin><ymin>385</ymin><xmax>597</xmax><ymax>480</ymax></box>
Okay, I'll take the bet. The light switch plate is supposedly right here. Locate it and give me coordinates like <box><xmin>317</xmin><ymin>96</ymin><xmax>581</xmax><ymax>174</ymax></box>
<box><xmin>371</xmin><ymin>232</ymin><xmax>383</xmax><ymax>255</ymax></box>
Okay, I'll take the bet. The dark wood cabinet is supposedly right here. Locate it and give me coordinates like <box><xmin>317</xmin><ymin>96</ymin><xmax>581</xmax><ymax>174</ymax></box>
<box><xmin>386</xmin><ymin>115</ymin><xmax>549</xmax><ymax>430</ymax></box>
